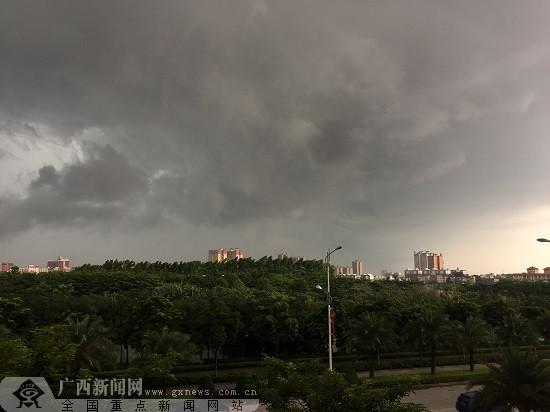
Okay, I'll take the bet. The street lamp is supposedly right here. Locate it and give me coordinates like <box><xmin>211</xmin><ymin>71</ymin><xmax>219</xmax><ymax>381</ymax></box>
<box><xmin>324</xmin><ymin>245</ymin><xmax>342</xmax><ymax>371</ymax></box>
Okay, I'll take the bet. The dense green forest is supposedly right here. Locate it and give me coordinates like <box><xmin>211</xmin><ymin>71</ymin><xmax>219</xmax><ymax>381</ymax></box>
<box><xmin>1</xmin><ymin>257</ymin><xmax>550</xmax><ymax>383</ymax></box>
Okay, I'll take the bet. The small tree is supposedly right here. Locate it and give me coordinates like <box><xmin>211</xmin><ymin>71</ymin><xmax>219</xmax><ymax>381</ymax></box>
<box><xmin>31</xmin><ymin>324</ymin><xmax>78</xmax><ymax>378</ymax></box>
<box><xmin>454</xmin><ymin>316</ymin><xmax>492</xmax><ymax>371</ymax></box>
<box><xmin>259</xmin><ymin>357</ymin><xmax>427</xmax><ymax>412</ymax></box>
<box><xmin>406</xmin><ymin>307</ymin><xmax>452</xmax><ymax>375</ymax></box>
<box><xmin>66</xmin><ymin>314</ymin><xmax>114</xmax><ymax>371</ymax></box>
<box><xmin>350</xmin><ymin>312</ymin><xmax>397</xmax><ymax>378</ymax></box>
<box><xmin>191</xmin><ymin>296</ymin><xmax>240</xmax><ymax>377</ymax></box>
<box><xmin>0</xmin><ymin>338</ymin><xmax>31</xmax><ymax>376</ymax></box>
<box><xmin>536</xmin><ymin>310</ymin><xmax>550</xmax><ymax>344</ymax></box>
<box><xmin>498</xmin><ymin>311</ymin><xmax>538</xmax><ymax>347</ymax></box>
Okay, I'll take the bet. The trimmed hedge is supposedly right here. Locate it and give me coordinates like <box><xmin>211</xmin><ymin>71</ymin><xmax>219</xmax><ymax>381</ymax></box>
<box><xmin>355</xmin><ymin>349</ymin><xmax>550</xmax><ymax>373</ymax></box>
<box><xmin>93</xmin><ymin>347</ymin><xmax>550</xmax><ymax>387</ymax></box>
<box><xmin>363</xmin><ymin>369</ymin><xmax>489</xmax><ymax>388</ymax></box>
<box><xmin>174</xmin><ymin>345</ymin><xmax>550</xmax><ymax>373</ymax></box>
<box><xmin>353</xmin><ymin>354</ymin><xmax>498</xmax><ymax>372</ymax></box>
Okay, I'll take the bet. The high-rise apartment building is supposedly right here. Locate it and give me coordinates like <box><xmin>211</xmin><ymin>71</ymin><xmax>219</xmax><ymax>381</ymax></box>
<box><xmin>208</xmin><ymin>249</ymin><xmax>227</xmax><ymax>263</ymax></box>
<box><xmin>277</xmin><ymin>252</ymin><xmax>304</xmax><ymax>262</ymax></box>
<box><xmin>352</xmin><ymin>260</ymin><xmax>364</xmax><ymax>276</ymax></box>
<box><xmin>47</xmin><ymin>256</ymin><xmax>71</xmax><ymax>272</ymax></box>
<box><xmin>226</xmin><ymin>248</ymin><xmax>244</xmax><ymax>260</ymax></box>
<box><xmin>1</xmin><ymin>262</ymin><xmax>13</xmax><ymax>272</ymax></box>
<box><xmin>336</xmin><ymin>265</ymin><xmax>353</xmax><ymax>275</ymax></box>
<box><xmin>209</xmin><ymin>248</ymin><xmax>244</xmax><ymax>262</ymax></box>
<box><xmin>414</xmin><ymin>251</ymin><xmax>444</xmax><ymax>270</ymax></box>
<box><xmin>336</xmin><ymin>259</ymin><xmax>366</xmax><ymax>276</ymax></box>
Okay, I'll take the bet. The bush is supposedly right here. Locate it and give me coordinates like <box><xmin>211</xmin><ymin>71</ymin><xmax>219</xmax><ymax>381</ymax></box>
<box><xmin>197</xmin><ymin>376</ymin><xmax>215</xmax><ymax>392</ymax></box>
<box><xmin>234</xmin><ymin>372</ymin><xmax>256</xmax><ymax>393</ymax></box>
<box><xmin>336</xmin><ymin>362</ymin><xmax>360</xmax><ymax>385</ymax></box>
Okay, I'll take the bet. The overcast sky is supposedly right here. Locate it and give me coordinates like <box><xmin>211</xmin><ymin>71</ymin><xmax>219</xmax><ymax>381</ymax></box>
<box><xmin>1</xmin><ymin>1</ymin><xmax>550</xmax><ymax>273</ymax></box>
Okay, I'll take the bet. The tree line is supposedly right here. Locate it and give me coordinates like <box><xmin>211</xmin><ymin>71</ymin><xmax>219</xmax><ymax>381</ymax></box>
<box><xmin>1</xmin><ymin>257</ymin><xmax>550</xmax><ymax>381</ymax></box>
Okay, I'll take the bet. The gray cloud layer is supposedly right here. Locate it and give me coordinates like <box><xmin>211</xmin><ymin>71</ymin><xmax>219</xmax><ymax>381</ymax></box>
<box><xmin>1</xmin><ymin>1</ymin><xmax>549</xmax><ymax>270</ymax></box>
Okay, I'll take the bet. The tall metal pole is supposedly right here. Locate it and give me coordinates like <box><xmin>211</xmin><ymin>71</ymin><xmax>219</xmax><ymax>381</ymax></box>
<box><xmin>323</xmin><ymin>245</ymin><xmax>341</xmax><ymax>371</ymax></box>
<box><xmin>327</xmin><ymin>248</ymin><xmax>333</xmax><ymax>371</ymax></box>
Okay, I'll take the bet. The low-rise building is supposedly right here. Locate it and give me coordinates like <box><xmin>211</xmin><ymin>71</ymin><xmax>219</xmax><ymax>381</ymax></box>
<box><xmin>277</xmin><ymin>252</ymin><xmax>304</xmax><ymax>262</ymax></box>
<box><xmin>404</xmin><ymin>268</ymin><xmax>471</xmax><ymax>284</ymax></box>
<box><xmin>366</xmin><ymin>272</ymin><xmax>401</xmax><ymax>281</ymax></box>
<box><xmin>473</xmin><ymin>274</ymin><xmax>500</xmax><ymax>285</ymax></box>
<box><xmin>494</xmin><ymin>267</ymin><xmax>550</xmax><ymax>282</ymax></box>
<box><xmin>20</xmin><ymin>265</ymin><xmax>49</xmax><ymax>274</ymax></box>
<box><xmin>447</xmin><ymin>269</ymin><xmax>474</xmax><ymax>284</ymax></box>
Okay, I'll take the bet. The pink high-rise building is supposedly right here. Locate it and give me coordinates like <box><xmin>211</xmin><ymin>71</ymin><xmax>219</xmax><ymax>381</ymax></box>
<box><xmin>1</xmin><ymin>262</ymin><xmax>13</xmax><ymax>272</ymax></box>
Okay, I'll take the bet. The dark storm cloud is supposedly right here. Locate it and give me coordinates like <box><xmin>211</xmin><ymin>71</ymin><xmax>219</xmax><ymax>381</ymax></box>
<box><xmin>0</xmin><ymin>0</ymin><xmax>549</xmax><ymax>244</ymax></box>
<box><xmin>0</xmin><ymin>144</ymin><xmax>148</xmax><ymax>236</ymax></box>
<box><xmin>46</xmin><ymin>144</ymin><xmax>146</xmax><ymax>203</ymax></box>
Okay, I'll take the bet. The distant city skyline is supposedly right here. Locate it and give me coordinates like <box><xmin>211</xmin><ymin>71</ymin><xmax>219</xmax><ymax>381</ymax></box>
<box><xmin>1</xmin><ymin>2</ymin><xmax>550</xmax><ymax>275</ymax></box>
<box><xmin>6</xmin><ymin>245</ymin><xmax>550</xmax><ymax>275</ymax></box>
<box><xmin>0</xmin><ymin>256</ymin><xmax>71</xmax><ymax>273</ymax></box>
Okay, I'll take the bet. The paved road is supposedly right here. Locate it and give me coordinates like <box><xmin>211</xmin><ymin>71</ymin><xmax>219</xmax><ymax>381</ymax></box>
<box><xmin>404</xmin><ymin>384</ymin><xmax>481</xmax><ymax>412</ymax></box>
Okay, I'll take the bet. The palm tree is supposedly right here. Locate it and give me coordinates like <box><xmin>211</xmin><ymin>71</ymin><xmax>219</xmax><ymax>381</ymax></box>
<box><xmin>469</xmin><ymin>349</ymin><xmax>550</xmax><ymax>412</ymax></box>
<box><xmin>454</xmin><ymin>316</ymin><xmax>492</xmax><ymax>371</ymax></box>
<box><xmin>66</xmin><ymin>314</ymin><xmax>113</xmax><ymax>371</ymax></box>
<box><xmin>350</xmin><ymin>312</ymin><xmax>397</xmax><ymax>378</ymax></box>
<box><xmin>406</xmin><ymin>307</ymin><xmax>451</xmax><ymax>375</ymax></box>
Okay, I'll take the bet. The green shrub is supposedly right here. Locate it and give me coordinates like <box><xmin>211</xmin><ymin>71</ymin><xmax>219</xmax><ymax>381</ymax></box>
<box><xmin>197</xmin><ymin>376</ymin><xmax>215</xmax><ymax>392</ymax></box>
